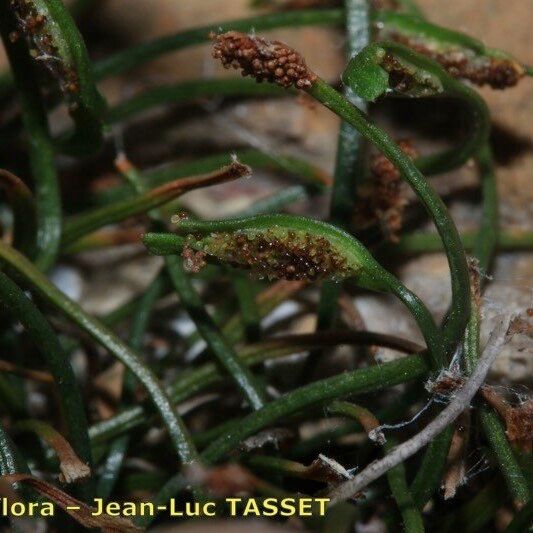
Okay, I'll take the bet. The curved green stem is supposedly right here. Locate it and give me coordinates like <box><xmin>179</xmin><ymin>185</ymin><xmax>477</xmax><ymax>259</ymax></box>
<box><xmin>410</xmin><ymin>146</ymin><xmax>496</xmax><ymax>508</ymax></box>
<box><xmin>462</xmin><ymin>146</ymin><xmax>529</xmax><ymax>507</ymax></box>
<box><xmin>28</xmin><ymin>0</ymin><xmax>105</xmax><ymax>155</ymax></box>
<box><xmin>373</xmin><ymin>11</ymin><xmax>486</xmax><ymax>55</ymax></box>
<box><xmin>0</xmin><ymin>271</ymin><xmax>93</xmax><ymax>500</ymax></box>
<box><xmin>343</xmin><ymin>41</ymin><xmax>490</xmax><ymax>175</ymax></box>
<box><xmin>306</xmin><ymin>79</ymin><xmax>469</xmax><ymax>359</ymax></box>
<box><xmin>463</xmin><ymin>282</ymin><xmax>529</xmax><ymax>507</ymax></box>
<box><xmin>479</xmin><ymin>407</ymin><xmax>530</xmax><ymax>506</ymax></box>
<box><xmin>0</xmin><ymin>2</ymin><xmax>61</xmax><ymax>271</ymax></box>
<box><xmin>0</xmin><ymin>241</ymin><xmax>200</xmax><ymax>467</ymax></box>
<box><xmin>411</xmin><ymin>145</ymin><xmax>521</xmax><ymax>508</ymax></box>
<box><xmin>290</xmin><ymin>383</ymin><xmax>424</xmax><ymax>459</ymax></box>
<box><xmin>406</xmin><ymin>45</ymin><xmax>489</xmax><ymax>175</ymax></box>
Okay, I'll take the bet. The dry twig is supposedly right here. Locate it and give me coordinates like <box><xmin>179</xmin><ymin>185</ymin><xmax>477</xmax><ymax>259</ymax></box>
<box><xmin>327</xmin><ymin>316</ymin><xmax>511</xmax><ymax>505</ymax></box>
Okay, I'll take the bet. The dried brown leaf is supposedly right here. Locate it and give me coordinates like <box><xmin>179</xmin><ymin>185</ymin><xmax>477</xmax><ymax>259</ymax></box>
<box><xmin>305</xmin><ymin>454</ymin><xmax>352</xmax><ymax>483</ymax></box>
<box><xmin>0</xmin><ymin>359</ymin><xmax>53</xmax><ymax>383</ymax></box>
<box><xmin>15</xmin><ymin>421</ymin><xmax>90</xmax><ymax>484</ymax></box>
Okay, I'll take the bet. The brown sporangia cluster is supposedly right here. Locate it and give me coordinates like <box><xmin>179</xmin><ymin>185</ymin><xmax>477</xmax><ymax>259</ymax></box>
<box><xmin>182</xmin><ymin>246</ymin><xmax>207</xmax><ymax>274</ymax></box>
<box><xmin>9</xmin><ymin>0</ymin><xmax>80</xmax><ymax>105</ymax></box>
<box><xmin>189</xmin><ymin>229</ymin><xmax>350</xmax><ymax>282</ymax></box>
<box><xmin>427</xmin><ymin>372</ymin><xmax>464</xmax><ymax>398</ymax></box>
<box><xmin>354</xmin><ymin>140</ymin><xmax>417</xmax><ymax>242</ymax></box>
<box><xmin>381</xmin><ymin>52</ymin><xmax>442</xmax><ymax>95</ymax></box>
<box><xmin>211</xmin><ymin>31</ymin><xmax>317</xmax><ymax>89</ymax></box>
<box><xmin>381</xmin><ymin>32</ymin><xmax>525</xmax><ymax>89</ymax></box>
<box><xmin>504</xmin><ymin>401</ymin><xmax>533</xmax><ymax>452</ymax></box>
<box><xmin>507</xmin><ymin>315</ymin><xmax>533</xmax><ymax>338</ymax></box>
<box><xmin>481</xmin><ymin>388</ymin><xmax>533</xmax><ymax>452</ymax></box>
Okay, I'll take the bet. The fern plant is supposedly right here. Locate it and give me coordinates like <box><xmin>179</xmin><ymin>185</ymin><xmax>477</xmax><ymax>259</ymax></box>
<box><xmin>0</xmin><ymin>0</ymin><xmax>531</xmax><ymax>531</ymax></box>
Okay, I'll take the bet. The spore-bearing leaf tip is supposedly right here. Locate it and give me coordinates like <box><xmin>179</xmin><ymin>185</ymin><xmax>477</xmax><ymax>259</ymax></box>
<box><xmin>211</xmin><ymin>30</ymin><xmax>317</xmax><ymax>89</ymax></box>
<box><xmin>199</xmin><ymin>227</ymin><xmax>351</xmax><ymax>282</ymax></box>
